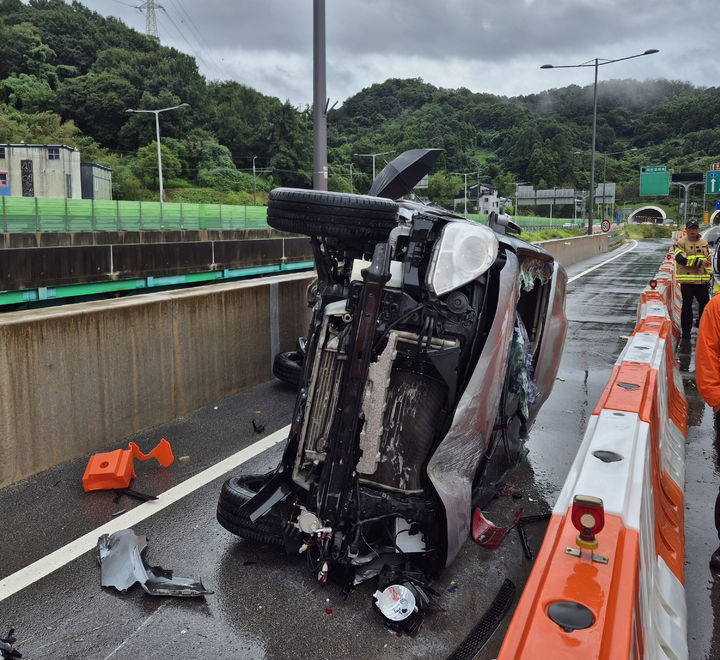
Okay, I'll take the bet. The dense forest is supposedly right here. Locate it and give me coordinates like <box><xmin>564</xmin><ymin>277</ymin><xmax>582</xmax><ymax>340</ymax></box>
<box><xmin>2</xmin><ymin>0</ymin><xmax>720</xmax><ymax>214</ymax></box>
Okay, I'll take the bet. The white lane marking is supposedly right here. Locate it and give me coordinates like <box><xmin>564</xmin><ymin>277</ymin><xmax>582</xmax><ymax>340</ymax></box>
<box><xmin>567</xmin><ymin>240</ymin><xmax>639</xmax><ymax>283</ymax></box>
<box><xmin>0</xmin><ymin>425</ymin><xmax>290</xmax><ymax>603</ymax></box>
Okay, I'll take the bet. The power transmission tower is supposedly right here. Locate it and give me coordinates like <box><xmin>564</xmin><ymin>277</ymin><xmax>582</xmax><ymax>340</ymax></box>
<box><xmin>142</xmin><ymin>0</ymin><xmax>159</xmax><ymax>41</ymax></box>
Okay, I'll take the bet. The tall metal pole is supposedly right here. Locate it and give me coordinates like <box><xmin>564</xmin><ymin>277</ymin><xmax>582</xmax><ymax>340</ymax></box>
<box><xmin>541</xmin><ymin>50</ymin><xmax>659</xmax><ymax>234</ymax></box>
<box><xmin>602</xmin><ymin>150</ymin><xmax>608</xmax><ymax>221</ymax></box>
<box><xmin>126</xmin><ymin>103</ymin><xmax>189</xmax><ymax>205</ymax></box>
<box><xmin>588</xmin><ymin>58</ymin><xmax>598</xmax><ymax>235</ymax></box>
<box><xmin>154</xmin><ymin>111</ymin><xmax>163</xmax><ymax>204</ymax></box>
<box><xmin>252</xmin><ymin>155</ymin><xmax>257</xmax><ymax>205</ymax></box>
<box><xmin>312</xmin><ymin>0</ymin><xmax>327</xmax><ymax>191</ymax></box>
<box><xmin>464</xmin><ymin>173</ymin><xmax>468</xmax><ymax>217</ymax></box>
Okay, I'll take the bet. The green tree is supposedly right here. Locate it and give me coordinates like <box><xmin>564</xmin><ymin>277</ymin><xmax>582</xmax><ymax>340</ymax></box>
<box><xmin>135</xmin><ymin>141</ymin><xmax>182</xmax><ymax>191</ymax></box>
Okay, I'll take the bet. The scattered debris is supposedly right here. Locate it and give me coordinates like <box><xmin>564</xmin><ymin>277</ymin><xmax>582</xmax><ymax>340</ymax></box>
<box><xmin>251</xmin><ymin>419</ymin><xmax>265</xmax><ymax>434</ymax></box>
<box><xmin>471</xmin><ymin>508</ymin><xmax>523</xmax><ymax>548</ymax></box>
<box><xmin>111</xmin><ymin>509</ymin><xmax>127</xmax><ymax>517</ymax></box>
<box><xmin>113</xmin><ymin>488</ymin><xmax>158</xmax><ymax>503</ymax></box>
<box><xmin>97</xmin><ymin>529</ymin><xmax>213</xmax><ymax>597</ymax></box>
<box><xmin>0</xmin><ymin>628</ymin><xmax>21</xmax><ymax>659</ymax></box>
<box><xmin>373</xmin><ymin>584</ymin><xmax>425</xmax><ymax>636</ymax></box>
<box><xmin>82</xmin><ymin>439</ymin><xmax>174</xmax><ymax>492</ymax></box>
<box><xmin>556</xmin><ymin>376</ymin><xmax>566</xmax><ymax>382</ymax></box>
<box><xmin>516</xmin><ymin>513</ymin><xmax>552</xmax><ymax>560</ymax></box>
<box><xmin>178</xmin><ymin>455</ymin><xmax>191</xmax><ymax>462</ymax></box>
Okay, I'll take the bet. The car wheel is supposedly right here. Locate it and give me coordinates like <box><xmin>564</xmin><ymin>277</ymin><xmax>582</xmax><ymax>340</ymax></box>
<box><xmin>272</xmin><ymin>350</ymin><xmax>304</xmax><ymax>386</ymax></box>
<box><xmin>217</xmin><ymin>475</ymin><xmax>286</xmax><ymax>546</ymax></box>
<box><xmin>267</xmin><ymin>187</ymin><xmax>399</xmax><ymax>241</ymax></box>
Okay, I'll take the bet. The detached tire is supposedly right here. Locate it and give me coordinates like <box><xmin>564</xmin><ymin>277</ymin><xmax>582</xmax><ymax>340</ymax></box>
<box><xmin>267</xmin><ymin>188</ymin><xmax>399</xmax><ymax>241</ymax></box>
<box><xmin>273</xmin><ymin>350</ymin><xmax>304</xmax><ymax>386</ymax></box>
<box><xmin>217</xmin><ymin>475</ymin><xmax>286</xmax><ymax>546</ymax></box>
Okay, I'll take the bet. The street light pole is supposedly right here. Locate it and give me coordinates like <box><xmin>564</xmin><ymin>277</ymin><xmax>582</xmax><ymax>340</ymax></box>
<box><xmin>354</xmin><ymin>151</ymin><xmax>394</xmax><ymax>180</ymax></box>
<box><xmin>126</xmin><ymin>102</ymin><xmax>190</xmax><ymax>204</ymax></box>
<box><xmin>252</xmin><ymin>155</ymin><xmax>257</xmax><ymax>205</ymax></box>
<box><xmin>541</xmin><ymin>49</ymin><xmax>658</xmax><ymax>235</ymax></box>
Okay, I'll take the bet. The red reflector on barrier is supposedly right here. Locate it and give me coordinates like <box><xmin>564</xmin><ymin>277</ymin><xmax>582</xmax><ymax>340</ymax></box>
<box><xmin>571</xmin><ymin>495</ymin><xmax>605</xmax><ymax>550</ymax></box>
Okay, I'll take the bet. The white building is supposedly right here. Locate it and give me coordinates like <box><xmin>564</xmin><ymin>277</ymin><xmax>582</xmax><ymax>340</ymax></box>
<box><xmin>0</xmin><ymin>144</ymin><xmax>110</xmax><ymax>199</ymax></box>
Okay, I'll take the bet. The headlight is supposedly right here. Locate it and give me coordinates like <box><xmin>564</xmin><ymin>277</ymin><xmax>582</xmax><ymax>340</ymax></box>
<box><xmin>426</xmin><ymin>222</ymin><xmax>499</xmax><ymax>297</ymax></box>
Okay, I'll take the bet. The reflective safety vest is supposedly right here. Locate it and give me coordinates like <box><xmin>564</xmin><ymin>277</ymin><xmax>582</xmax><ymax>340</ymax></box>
<box><xmin>674</xmin><ymin>236</ymin><xmax>711</xmax><ymax>283</ymax></box>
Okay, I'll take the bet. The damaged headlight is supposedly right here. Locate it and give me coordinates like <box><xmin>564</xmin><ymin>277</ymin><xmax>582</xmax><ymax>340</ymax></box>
<box><xmin>426</xmin><ymin>222</ymin><xmax>499</xmax><ymax>297</ymax></box>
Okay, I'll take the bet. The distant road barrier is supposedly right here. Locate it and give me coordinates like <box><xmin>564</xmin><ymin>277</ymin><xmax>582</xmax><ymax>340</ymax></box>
<box><xmin>498</xmin><ymin>248</ymin><xmax>688</xmax><ymax>659</ymax></box>
<box><xmin>0</xmin><ymin>196</ymin><xmax>269</xmax><ymax>232</ymax></box>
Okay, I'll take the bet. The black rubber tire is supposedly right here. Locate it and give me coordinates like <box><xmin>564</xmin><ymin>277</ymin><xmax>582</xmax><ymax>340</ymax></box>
<box><xmin>217</xmin><ymin>475</ymin><xmax>286</xmax><ymax>546</ymax></box>
<box><xmin>272</xmin><ymin>350</ymin><xmax>304</xmax><ymax>386</ymax></box>
<box><xmin>267</xmin><ymin>187</ymin><xmax>399</xmax><ymax>241</ymax></box>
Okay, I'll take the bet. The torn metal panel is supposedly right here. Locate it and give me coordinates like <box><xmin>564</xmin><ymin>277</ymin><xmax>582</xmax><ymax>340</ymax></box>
<box><xmin>427</xmin><ymin>251</ymin><xmax>520</xmax><ymax>567</ymax></box>
<box><xmin>527</xmin><ymin>262</ymin><xmax>568</xmax><ymax>418</ymax></box>
<box><xmin>97</xmin><ymin>529</ymin><xmax>212</xmax><ymax>597</ymax></box>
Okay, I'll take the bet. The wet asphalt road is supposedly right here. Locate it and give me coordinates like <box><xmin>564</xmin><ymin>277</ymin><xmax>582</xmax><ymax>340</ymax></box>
<box><xmin>1</xmin><ymin>238</ymin><xmax>717</xmax><ymax>659</ymax></box>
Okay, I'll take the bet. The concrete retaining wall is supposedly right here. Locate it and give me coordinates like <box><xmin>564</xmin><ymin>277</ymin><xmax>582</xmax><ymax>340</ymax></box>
<box><xmin>0</xmin><ymin>272</ymin><xmax>314</xmax><ymax>487</ymax></box>
<box><xmin>0</xmin><ymin>231</ymin><xmax>312</xmax><ymax>290</ymax></box>
<box><xmin>536</xmin><ymin>233</ymin><xmax>610</xmax><ymax>267</ymax></box>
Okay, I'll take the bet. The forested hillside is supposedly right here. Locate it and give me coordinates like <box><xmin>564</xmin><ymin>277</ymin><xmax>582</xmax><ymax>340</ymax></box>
<box><xmin>2</xmin><ymin>0</ymin><xmax>720</xmax><ymax>211</ymax></box>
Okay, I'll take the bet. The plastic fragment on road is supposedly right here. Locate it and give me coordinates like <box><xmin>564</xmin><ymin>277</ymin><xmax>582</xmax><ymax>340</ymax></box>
<box><xmin>97</xmin><ymin>528</ymin><xmax>213</xmax><ymax>597</ymax></box>
<box><xmin>82</xmin><ymin>438</ymin><xmax>174</xmax><ymax>492</ymax></box>
<box><xmin>471</xmin><ymin>508</ymin><xmax>523</xmax><ymax>548</ymax></box>
<box><xmin>0</xmin><ymin>627</ymin><xmax>22</xmax><ymax>659</ymax></box>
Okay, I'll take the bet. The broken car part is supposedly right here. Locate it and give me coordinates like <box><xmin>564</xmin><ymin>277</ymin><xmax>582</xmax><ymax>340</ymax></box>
<box><xmin>0</xmin><ymin>628</ymin><xmax>21</xmax><ymax>659</ymax></box>
<box><xmin>82</xmin><ymin>438</ymin><xmax>174</xmax><ymax>492</ymax></box>
<box><xmin>97</xmin><ymin>529</ymin><xmax>212</xmax><ymax>597</ymax></box>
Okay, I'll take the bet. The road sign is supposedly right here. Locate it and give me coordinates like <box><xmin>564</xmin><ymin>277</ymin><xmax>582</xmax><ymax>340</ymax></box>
<box><xmin>707</xmin><ymin>171</ymin><xmax>720</xmax><ymax>194</ymax></box>
<box><xmin>601</xmin><ymin>219</ymin><xmax>611</xmax><ymax>232</ymax></box>
<box><xmin>711</xmin><ymin>163</ymin><xmax>720</xmax><ymax>171</ymax></box>
<box><xmin>716</xmin><ymin>200</ymin><xmax>720</xmax><ymax>210</ymax></box>
<box><xmin>640</xmin><ymin>166</ymin><xmax>669</xmax><ymax>196</ymax></box>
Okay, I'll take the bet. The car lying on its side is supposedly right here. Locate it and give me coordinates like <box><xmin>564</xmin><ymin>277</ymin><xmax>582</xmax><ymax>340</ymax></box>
<box><xmin>217</xmin><ymin>149</ymin><xmax>567</xmax><ymax>630</ymax></box>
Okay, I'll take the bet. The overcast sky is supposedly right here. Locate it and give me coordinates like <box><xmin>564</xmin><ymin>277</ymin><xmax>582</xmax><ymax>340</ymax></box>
<box><xmin>80</xmin><ymin>0</ymin><xmax>712</xmax><ymax>107</ymax></box>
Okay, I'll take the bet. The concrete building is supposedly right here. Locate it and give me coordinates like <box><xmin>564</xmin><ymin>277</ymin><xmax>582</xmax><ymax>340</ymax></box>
<box><xmin>0</xmin><ymin>144</ymin><xmax>112</xmax><ymax>200</ymax></box>
<box><xmin>80</xmin><ymin>163</ymin><xmax>113</xmax><ymax>200</ymax></box>
<box><xmin>454</xmin><ymin>182</ymin><xmax>501</xmax><ymax>215</ymax></box>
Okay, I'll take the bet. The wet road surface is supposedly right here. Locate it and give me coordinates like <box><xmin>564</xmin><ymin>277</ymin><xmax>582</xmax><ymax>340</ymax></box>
<box><xmin>1</xmin><ymin>238</ymin><xmax>716</xmax><ymax>659</ymax></box>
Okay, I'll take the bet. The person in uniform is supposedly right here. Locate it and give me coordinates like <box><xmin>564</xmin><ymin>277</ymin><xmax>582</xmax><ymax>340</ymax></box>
<box><xmin>694</xmin><ymin>293</ymin><xmax>720</xmax><ymax>570</ymax></box>
<box><xmin>674</xmin><ymin>217</ymin><xmax>711</xmax><ymax>337</ymax></box>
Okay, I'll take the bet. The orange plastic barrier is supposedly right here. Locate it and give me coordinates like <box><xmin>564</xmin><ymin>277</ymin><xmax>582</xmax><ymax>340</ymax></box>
<box><xmin>499</xmin><ymin>252</ymin><xmax>687</xmax><ymax>659</ymax></box>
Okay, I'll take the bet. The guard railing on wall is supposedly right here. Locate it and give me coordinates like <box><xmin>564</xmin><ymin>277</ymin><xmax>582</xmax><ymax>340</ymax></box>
<box><xmin>0</xmin><ymin>197</ymin><xmax>269</xmax><ymax>232</ymax></box>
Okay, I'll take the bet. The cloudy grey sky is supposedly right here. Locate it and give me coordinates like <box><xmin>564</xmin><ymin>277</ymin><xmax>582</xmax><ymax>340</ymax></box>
<box><xmin>81</xmin><ymin>0</ymin><xmax>712</xmax><ymax>107</ymax></box>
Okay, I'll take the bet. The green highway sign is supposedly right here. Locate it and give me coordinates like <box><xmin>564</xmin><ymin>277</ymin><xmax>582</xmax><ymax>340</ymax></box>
<box><xmin>640</xmin><ymin>165</ymin><xmax>669</xmax><ymax>196</ymax></box>
<box><xmin>707</xmin><ymin>171</ymin><xmax>720</xmax><ymax>194</ymax></box>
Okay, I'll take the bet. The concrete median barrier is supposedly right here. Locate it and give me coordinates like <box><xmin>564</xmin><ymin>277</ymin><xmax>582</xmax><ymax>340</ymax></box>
<box><xmin>0</xmin><ymin>272</ymin><xmax>314</xmax><ymax>487</ymax></box>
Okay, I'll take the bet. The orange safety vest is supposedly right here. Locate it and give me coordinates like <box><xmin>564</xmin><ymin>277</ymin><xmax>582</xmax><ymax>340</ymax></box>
<box><xmin>674</xmin><ymin>236</ymin><xmax>711</xmax><ymax>283</ymax></box>
<box><xmin>696</xmin><ymin>293</ymin><xmax>720</xmax><ymax>408</ymax></box>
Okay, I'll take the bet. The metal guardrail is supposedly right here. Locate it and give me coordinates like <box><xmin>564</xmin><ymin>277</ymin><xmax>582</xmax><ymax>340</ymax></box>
<box><xmin>0</xmin><ymin>197</ymin><xmax>269</xmax><ymax>232</ymax></box>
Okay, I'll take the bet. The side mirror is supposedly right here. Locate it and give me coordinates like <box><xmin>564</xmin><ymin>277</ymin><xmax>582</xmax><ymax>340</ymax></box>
<box><xmin>488</xmin><ymin>211</ymin><xmax>521</xmax><ymax>236</ymax></box>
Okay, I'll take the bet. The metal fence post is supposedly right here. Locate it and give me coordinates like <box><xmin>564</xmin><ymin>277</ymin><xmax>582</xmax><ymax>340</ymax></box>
<box><xmin>244</xmin><ymin>205</ymin><xmax>247</xmax><ymax>230</ymax></box>
<box><xmin>35</xmin><ymin>197</ymin><xmax>39</xmax><ymax>232</ymax></box>
<box><xmin>139</xmin><ymin>200</ymin><xmax>143</xmax><ymax>231</ymax></box>
<box><xmin>91</xmin><ymin>198</ymin><xmax>95</xmax><ymax>231</ymax></box>
<box><xmin>180</xmin><ymin>202</ymin><xmax>184</xmax><ymax>230</ymax></box>
<box><xmin>2</xmin><ymin>196</ymin><xmax>6</xmax><ymax>233</ymax></box>
<box><xmin>219</xmin><ymin>204</ymin><xmax>223</xmax><ymax>230</ymax></box>
<box><xmin>116</xmin><ymin>199</ymin><xmax>119</xmax><ymax>231</ymax></box>
<box><xmin>64</xmin><ymin>197</ymin><xmax>68</xmax><ymax>232</ymax></box>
